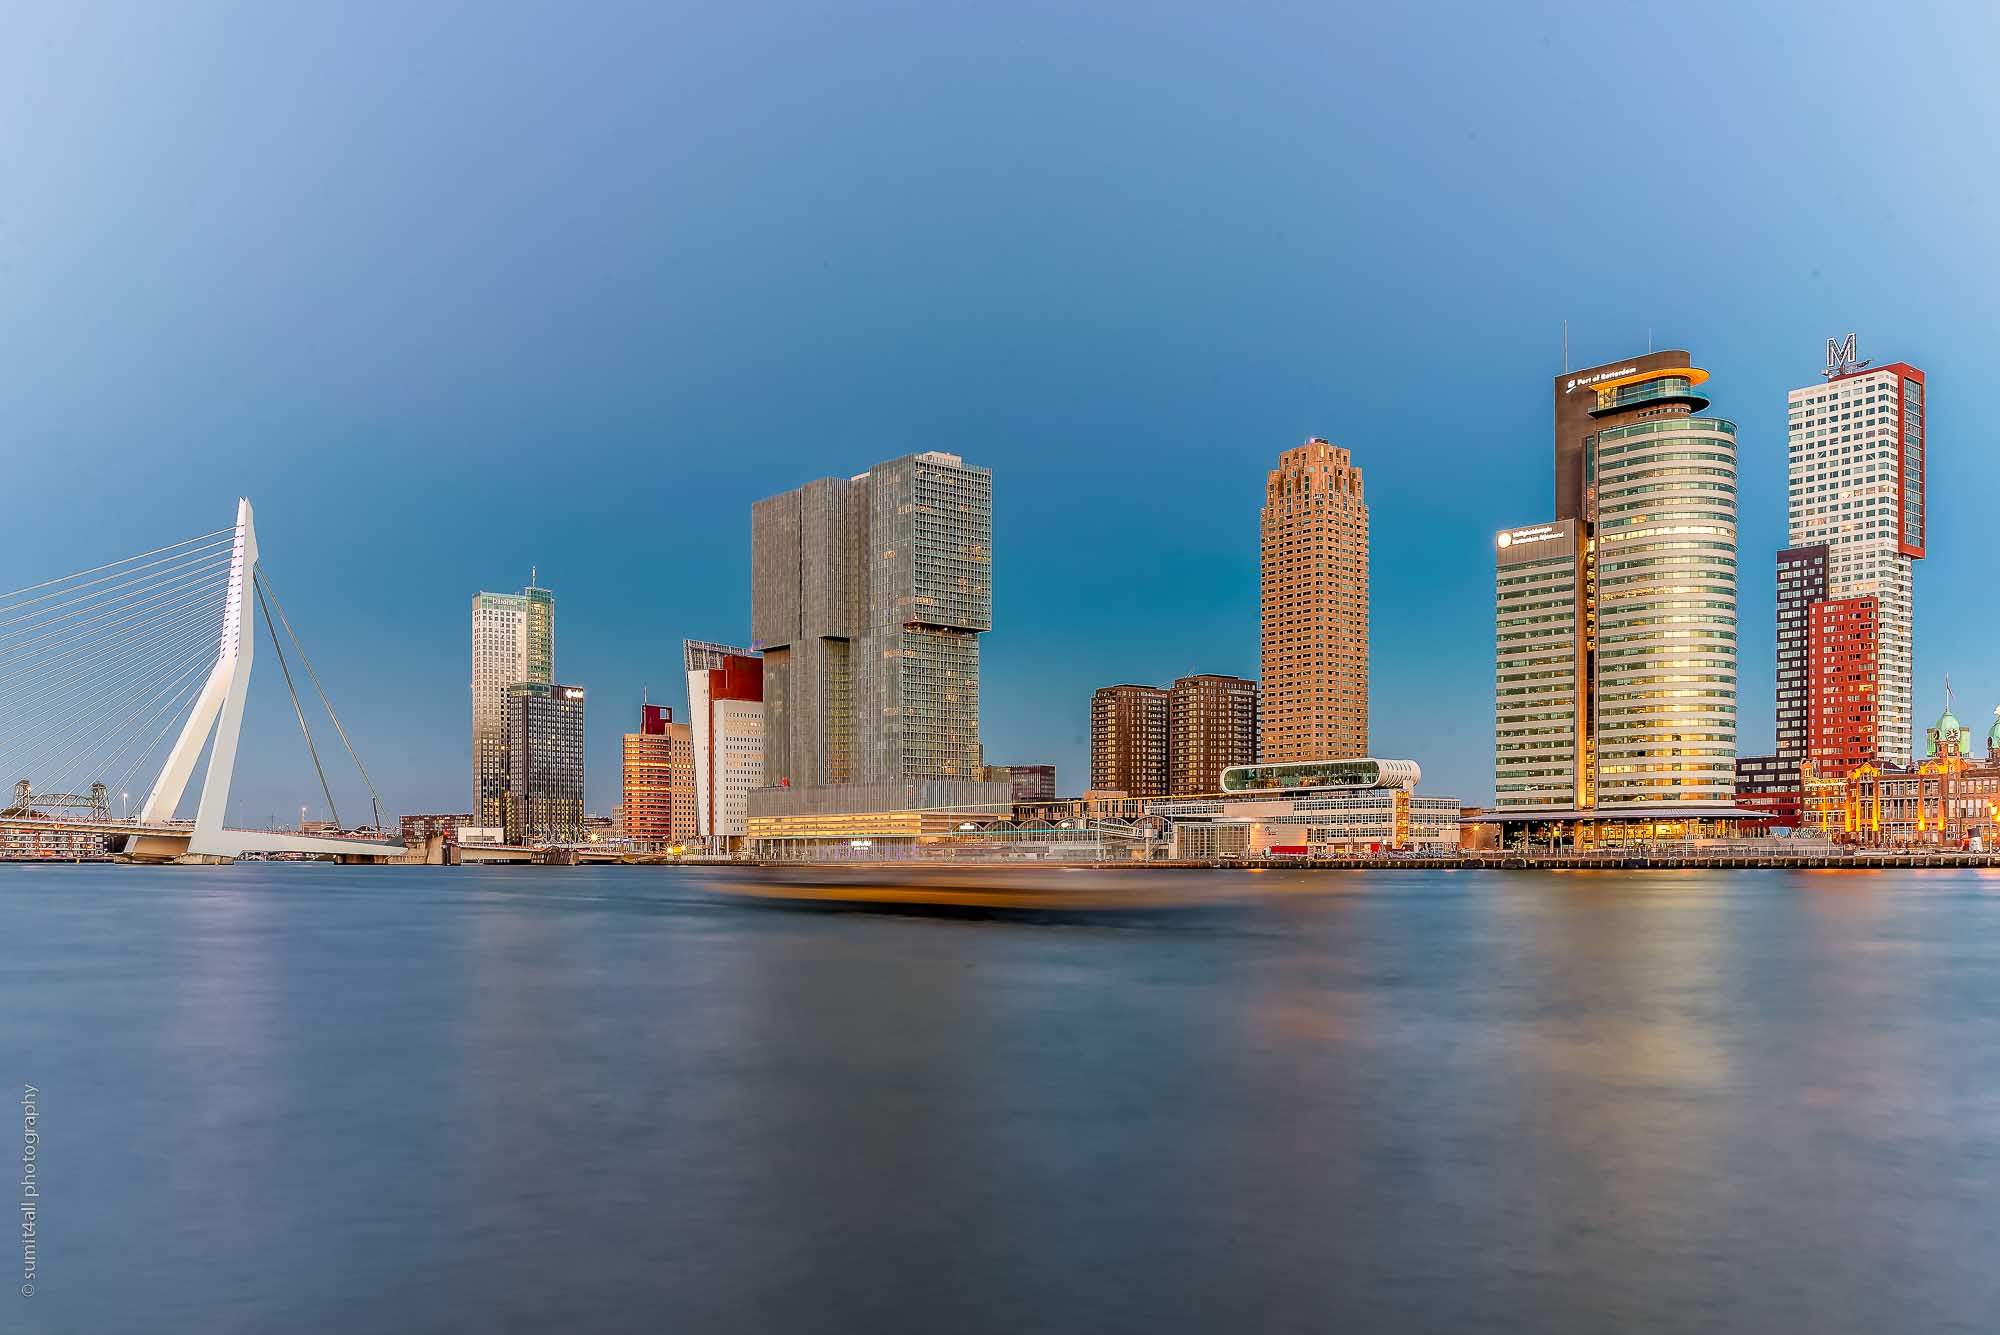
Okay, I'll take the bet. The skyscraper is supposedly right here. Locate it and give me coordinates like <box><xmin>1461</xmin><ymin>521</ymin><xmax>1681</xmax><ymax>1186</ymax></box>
<box><xmin>622</xmin><ymin>702</ymin><xmax>696</xmax><ymax>851</ymax></box>
<box><xmin>1260</xmin><ymin>439</ymin><xmax>1367</xmax><ymax>762</ymax></box>
<box><xmin>1773</xmin><ymin>544</ymin><xmax>1829</xmax><ymax>769</ymax></box>
<box><xmin>684</xmin><ymin>640</ymin><xmax>764</xmax><ymax>852</ymax></box>
<box><xmin>471</xmin><ymin>578</ymin><xmax>554</xmax><ymax>826</ymax></box>
<box><xmin>1090</xmin><ymin>684</ymin><xmax>1169</xmax><ymax>797</ymax></box>
<box><xmin>1168</xmin><ymin>674</ymin><xmax>1259</xmax><ymax>795</ymax></box>
<box><xmin>751</xmin><ymin>452</ymin><xmax>993</xmax><ymax>791</ymax></box>
<box><xmin>1786</xmin><ymin>338</ymin><xmax>1925</xmax><ymax>764</ymax></box>
<box><xmin>504</xmin><ymin>681</ymin><xmax>583</xmax><ymax>845</ymax></box>
<box><xmin>1494</xmin><ymin>351</ymin><xmax>1739</xmax><ymax>815</ymax></box>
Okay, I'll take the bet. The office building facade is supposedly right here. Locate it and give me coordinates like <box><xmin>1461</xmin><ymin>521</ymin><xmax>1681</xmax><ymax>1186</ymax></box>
<box><xmin>1494</xmin><ymin>520</ymin><xmax>1585</xmax><ymax>807</ymax></box>
<box><xmin>504</xmin><ymin>681</ymin><xmax>584</xmax><ymax>845</ymax></box>
<box><xmin>751</xmin><ymin>452</ymin><xmax>993</xmax><ymax>793</ymax></box>
<box><xmin>1774</xmin><ymin>544</ymin><xmax>1828</xmax><ymax>767</ymax></box>
<box><xmin>984</xmin><ymin>764</ymin><xmax>1058</xmax><ymax>804</ymax></box>
<box><xmin>1260</xmin><ymin>439</ymin><xmax>1368</xmax><ymax>762</ymax></box>
<box><xmin>1787</xmin><ymin>342</ymin><xmax>1925</xmax><ymax>764</ymax></box>
<box><xmin>1734</xmin><ymin>754</ymin><xmax>1803</xmax><ymax>827</ymax></box>
<box><xmin>1168</xmin><ymin>674</ymin><xmax>1259</xmax><ymax>796</ymax></box>
<box><xmin>399</xmin><ymin>813</ymin><xmax>476</xmax><ymax>846</ymax></box>
<box><xmin>1807</xmin><ymin>597</ymin><xmax>1879</xmax><ymax>777</ymax></box>
<box><xmin>1090</xmin><ymin>684</ymin><xmax>1169</xmax><ymax>797</ymax></box>
<box><xmin>623</xmin><ymin>702</ymin><xmax>696</xmax><ymax>851</ymax></box>
<box><xmin>1493</xmin><ymin>351</ymin><xmax>1739</xmax><ymax>817</ymax></box>
<box><xmin>471</xmin><ymin>579</ymin><xmax>554</xmax><ymax>826</ymax></box>
<box><xmin>685</xmin><ymin>641</ymin><xmax>765</xmax><ymax>852</ymax></box>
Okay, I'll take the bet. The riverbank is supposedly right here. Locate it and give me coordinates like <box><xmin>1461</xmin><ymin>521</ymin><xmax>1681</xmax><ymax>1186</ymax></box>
<box><xmin>758</xmin><ymin>849</ymin><xmax>2000</xmax><ymax>872</ymax></box>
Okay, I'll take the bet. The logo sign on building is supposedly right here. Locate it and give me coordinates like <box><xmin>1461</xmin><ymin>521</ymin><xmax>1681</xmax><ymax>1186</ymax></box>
<box><xmin>1497</xmin><ymin>524</ymin><xmax>1562</xmax><ymax>550</ymax></box>
<box><xmin>1823</xmin><ymin>332</ymin><xmax>1871</xmax><ymax>379</ymax></box>
<box><xmin>1564</xmin><ymin>366</ymin><xmax>1638</xmax><ymax>393</ymax></box>
<box><xmin>1496</xmin><ymin>520</ymin><xmax>1576</xmax><ymax>564</ymax></box>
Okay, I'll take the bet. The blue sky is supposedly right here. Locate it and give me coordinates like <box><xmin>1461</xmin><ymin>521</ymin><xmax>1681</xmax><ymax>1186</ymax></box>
<box><xmin>4</xmin><ymin>1</ymin><xmax>1997</xmax><ymax>819</ymax></box>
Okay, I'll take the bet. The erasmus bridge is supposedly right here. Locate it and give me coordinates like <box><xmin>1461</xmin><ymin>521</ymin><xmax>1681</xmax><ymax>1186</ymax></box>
<box><xmin>0</xmin><ymin>500</ymin><xmax>403</xmax><ymax>862</ymax></box>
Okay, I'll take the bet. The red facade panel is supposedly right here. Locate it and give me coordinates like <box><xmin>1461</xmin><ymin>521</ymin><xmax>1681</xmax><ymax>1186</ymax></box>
<box><xmin>1806</xmin><ymin>597</ymin><xmax>1878</xmax><ymax>777</ymax></box>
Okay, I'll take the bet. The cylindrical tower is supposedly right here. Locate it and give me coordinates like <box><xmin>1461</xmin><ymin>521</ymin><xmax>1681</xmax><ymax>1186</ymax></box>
<box><xmin>1588</xmin><ymin>372</ymin><xmax>1738</xmax><ymax>806</ymax></box>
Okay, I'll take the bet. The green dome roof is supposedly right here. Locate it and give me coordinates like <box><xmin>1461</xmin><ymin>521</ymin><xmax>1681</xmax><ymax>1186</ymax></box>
<box><xmin>1928</xmin><ymin>705</ymin><xmax>1972</xmax><ymax>757</ymax></box>
<box><xmin>1989</xmin><ymin>707</ymin><xmax>2000</xmax><ymax>750</ymax></box>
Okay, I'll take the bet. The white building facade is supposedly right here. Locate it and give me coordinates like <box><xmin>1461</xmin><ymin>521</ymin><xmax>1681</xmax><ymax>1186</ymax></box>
<box><xmin>685</xmin><ymin>640</ymin><xmax>765</xmax><ymax>853</ymax></box>
<box><xmin>1152</xmin><ymin>758</ymin><xmax>1460</xmax><ymax>855</ymax></box>
<box><xmin>1494</xmin><ymin>520</ymin><xmax>1583</xmax><ymax>808</ymax></box>
<box><xmin>1786</xmin><ymin>342</ymin><xmax>1926</xmax><ymax>765</ymax></box>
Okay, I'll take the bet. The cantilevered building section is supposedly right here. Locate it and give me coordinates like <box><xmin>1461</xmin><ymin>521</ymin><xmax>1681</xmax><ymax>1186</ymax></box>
<box><xmin>1259</xmin><ymin>439</ymin><xmax>1368</xmax><ymax>763</ymax></box>
<box><xmin>1492</xmin><ymin>351</ymin><xmax>1740</xmax><ymax>819</ymax></box>
<box><xmin>684</xmin><ymin>640</ymin><xmax>764</xmax><ymax>852</ymax></box>
<box><xmin>1787</xmin><ymin>343</ymin><xmax>1925</xmax><ymax>765</ymax></box>
<box><xmin>750</xmin><ymin>452</ymin><xmax>999</xmax><ymax>815</ymax></box>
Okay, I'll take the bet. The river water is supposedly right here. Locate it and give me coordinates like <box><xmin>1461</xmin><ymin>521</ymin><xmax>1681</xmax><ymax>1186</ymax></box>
<box><xmin>3</xmin><ymin>863</ymin><xmax>1998</xmax><ymax>1333</ymax></box>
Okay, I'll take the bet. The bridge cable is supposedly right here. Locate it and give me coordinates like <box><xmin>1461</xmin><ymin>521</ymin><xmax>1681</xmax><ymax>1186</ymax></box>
<box><xmin>0</xmin><ymin>540</ymin><xmax>236</xmax><ymax>633</ymax></box>
<box><xmin>252</xmin><ymin>571</ymin><xmax>341</xmax><ymax>829</ymax></box>
<box><xmin>3</xmin><ymin>604</ymin><xmax>226</xmax><ymax>794</ymax></box>
<box><xmin>0</xmin><ymin>526</ymin><xmax>237</xmax><ymax>606</ymax></box>
<box><xmin>255</xmin><ymin>568</ymin><xmax>385</xmax><ymax>835</ymax></box>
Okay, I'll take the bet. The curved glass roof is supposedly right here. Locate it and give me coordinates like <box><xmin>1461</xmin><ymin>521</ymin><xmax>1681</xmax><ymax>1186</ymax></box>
<box><xmin>1219</xmin><ymin>758</ymin><xmax>1421</xmax><ymax>793</ymax></box>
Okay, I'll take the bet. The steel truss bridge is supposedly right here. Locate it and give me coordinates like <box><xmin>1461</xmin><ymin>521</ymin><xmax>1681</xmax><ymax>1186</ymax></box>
<box><xmin>1</xmin><ymin>500</ymin><xmax>402</xmax><ymax>862</ymax></box>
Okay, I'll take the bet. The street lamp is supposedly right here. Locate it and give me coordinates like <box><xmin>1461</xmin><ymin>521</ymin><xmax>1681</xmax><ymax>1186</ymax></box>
<box><xmin>120</xmin><ymin>791</ymin><xmax>129</xmax><ymax>821</ymax></box>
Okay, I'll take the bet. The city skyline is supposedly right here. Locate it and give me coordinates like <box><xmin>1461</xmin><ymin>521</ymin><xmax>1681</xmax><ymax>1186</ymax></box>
<box><xmin>5</xmin><ymin>7</ymin><xmax>1996</xmax><ymax>821</ymax></box>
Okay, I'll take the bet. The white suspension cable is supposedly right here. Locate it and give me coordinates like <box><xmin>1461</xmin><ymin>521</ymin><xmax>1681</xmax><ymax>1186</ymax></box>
<box><xmin>256</xmin><ymin>568</ymin><xmax>384</xmax><ymax>832</ymax></box>
<box><xmin>253</xmin><ymin>571</ymin><xmax>339</xmax><ymax>829</ymax></box>
<box><xmin>0</xmin><ymin>576</ymin><xmax>232</xmax><ymax>676</ymax></box>
<box><xmin>0</xmin><ymin>593</ymin><xmax>225</xmax><ymax>708</ymax></box>
<box><xmin>0</xmin><ymin>539</ymin><xmax>236</xmax><ymax>631</ymax></box>
<box><xmin>0</xmin><ymin>605</ymin><xmax>228</xmax><ymax>792</ymax></box>
<box><xmin>29</xmin><ymin>623</ymin><xmax>229</xmax><ymax>796</ymax></box>
<box><xmin>0</xmin><ymin>527</ymin><xmax>238</xmax><ymax>607</ymax></box>
<box><xmin>110</xmin><ymin>671</ymin><xmax>212</xmax><ymax>812</ymax></box>
<box><xmin>50</xmin><ymin>653</ymin><xmax>217</xmax><ymax>804</ymax></box>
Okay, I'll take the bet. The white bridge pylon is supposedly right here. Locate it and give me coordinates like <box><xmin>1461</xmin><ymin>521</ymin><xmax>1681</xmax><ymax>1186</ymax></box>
<box><xmin>138</xmin><ymin>499</ymin><xmax>399</xmax><ymax>858</ymax></box>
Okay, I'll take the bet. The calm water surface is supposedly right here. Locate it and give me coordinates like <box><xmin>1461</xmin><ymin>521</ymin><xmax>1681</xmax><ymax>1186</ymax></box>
<box><xmin>4</xmin><ymin>864</ymin><xmax>1999</xmax><ymax>1333</ymax></box>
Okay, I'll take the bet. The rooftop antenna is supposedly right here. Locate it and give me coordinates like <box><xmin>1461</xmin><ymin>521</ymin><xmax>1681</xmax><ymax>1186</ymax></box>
<box><xmin>1562</xmin><ymin>320</ymin><xmax>1569</xmax><ymax>373</ymax></box>
<box><xmin>530</xmin><ymin>564</ymin><xmax>538</xmax><ymax>587</ymax></box>
<box><xmin>1647</xmin><ymin>326</ymin><xmax>1653</xmax><ymax>353</ymax></box>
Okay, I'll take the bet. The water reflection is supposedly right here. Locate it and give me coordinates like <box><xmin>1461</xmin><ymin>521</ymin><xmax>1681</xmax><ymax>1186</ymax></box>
<box><xmin>3</xmin><ymin>864</ymin><xmax>1998</xmax><ymax>1333</ymax></box>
